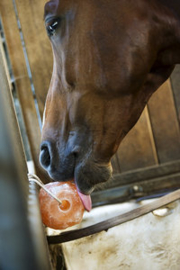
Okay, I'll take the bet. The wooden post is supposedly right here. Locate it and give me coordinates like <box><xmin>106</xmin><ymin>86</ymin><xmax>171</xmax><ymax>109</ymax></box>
<box><xmin>0</xmin><ymin>0</ymin><xmax>52</xmax><ymax>183</ymax></box>
<box><xmin>0</xmin><ymin>39</ymin><xmax>52</xmax><ymax>270</ymax></box>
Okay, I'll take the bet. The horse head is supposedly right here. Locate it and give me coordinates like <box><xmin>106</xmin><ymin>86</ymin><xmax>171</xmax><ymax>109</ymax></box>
<box><xmin>40</xmin><ymin>0</ymin><xmax>180</xmax><ymax>199</ymax></box>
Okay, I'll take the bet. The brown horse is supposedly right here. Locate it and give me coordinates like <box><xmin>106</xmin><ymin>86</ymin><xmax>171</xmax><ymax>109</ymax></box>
<box><xmin>40</xmin><ymin>0</ymin><xmax>180</xmax><ymax>210</ymax></box>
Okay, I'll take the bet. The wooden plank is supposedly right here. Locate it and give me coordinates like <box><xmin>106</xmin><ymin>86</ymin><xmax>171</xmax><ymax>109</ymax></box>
<box><xmin>0</xmin><ymin>42</ymin><xmax>52</xmax><ymax>270</ymax></box>
<box><xmin>0</xmin><ymin>0</ymin><xmax>50</xmax><ymax>182</ymax></box>
<box><xmin>116</xmin><ymin>107</ymin><xmax>158</xmax><ymax>172</ymax></box>
<box><xmin>0</xmin><ymin>39</ymin><xmax>28</xmax><ymax>194</ymax></box>
<box><xmin>100</xmin><ymin>160</ymin><xmax>180</xmax><ymax>189</ymax></box>
<box><xmin>14</xmin><ymin>0</ymin><xmax>52</xmax><ymax>119</ymax></box>
<box><xmin>148</xmin><ymin>80</ymin><xmax>180</xmax><ymax>163</ymax></box>
<box><xmin>92</xmin><ymin>172</ymin><xmax>180</xmax><ymax>206</ymax></box>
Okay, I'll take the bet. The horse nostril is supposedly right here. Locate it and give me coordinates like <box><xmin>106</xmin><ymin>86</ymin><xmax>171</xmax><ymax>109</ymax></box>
<box><xmin>71</xmin><ymin>146</ymin><xmax>81</xmax><ymax>158</ymax></box>
<box><xmin>39</xmin><ymin>142</ymin><xmax>51</xmax><ymax>169</ymax></box>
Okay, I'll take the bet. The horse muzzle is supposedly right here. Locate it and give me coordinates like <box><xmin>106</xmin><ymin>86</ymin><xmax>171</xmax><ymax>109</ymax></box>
<box><xmin>39</xmin><ymin>139</ymin><xmax>112</xmax><ymax>195</ymax></box>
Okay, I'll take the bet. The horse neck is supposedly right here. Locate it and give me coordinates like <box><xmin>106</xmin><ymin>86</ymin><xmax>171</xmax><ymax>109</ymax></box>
<box><xmin>157</xmin><ymin>0</ymin><xmax>180</xmax><ymax>65</ymax></box>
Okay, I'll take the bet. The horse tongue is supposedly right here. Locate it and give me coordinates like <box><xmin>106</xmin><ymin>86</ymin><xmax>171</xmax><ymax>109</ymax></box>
<box><xmin>77</xmin><ymin>190</ymin><xmax>92</xmax><ymax>212</ymax></box>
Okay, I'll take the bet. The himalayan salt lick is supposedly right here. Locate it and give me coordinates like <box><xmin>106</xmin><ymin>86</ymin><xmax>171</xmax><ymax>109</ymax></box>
<box><xmin>39</xmin><ymin>181</ymin><xmax>85</xmax><ymax>230</ymax></box>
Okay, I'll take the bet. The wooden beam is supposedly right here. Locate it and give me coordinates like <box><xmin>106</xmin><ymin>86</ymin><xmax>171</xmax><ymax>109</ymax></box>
<box><xmin>0</xmin><ymin>39</ymin><xmax>52</xmax><ymax>270</ymax></box>
<box><xmin>0</xmin><ymin>0</ymin><xmax>51</xmax><ymax>182</ymax></box>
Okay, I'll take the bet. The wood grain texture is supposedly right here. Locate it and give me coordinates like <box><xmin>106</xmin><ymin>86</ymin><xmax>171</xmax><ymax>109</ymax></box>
<box><xmin>113</xmin><ymin>77</ymin><xmax>180</xmax><ymax>174</ymax></box>
<box><xmin>0</xmin><ymin>0</ymin><xmax>50</xmax><ymax>182</ymax></box>
<box><xmin>92</xmin><ymin>172</ymin><xmax>180</xmax><ymax>206</ymax></box>
<box><xmin>112</xmin><ymin>160</ymin><xmax>180</xmax><ymax>187</ymax></box>
<box><xmin>93</xmin><ymin>160</ymin><xmax>180</xmax><ymax>205</ymax></box>
<box><xmin>14</xmin><ymin>0</ymin><xmax>52</xmax><ymax>119</ymax></box>
<box><xmin>148</xmin><ymin>80</ymin><xmax>180</xmax><ymax>163</ymax></box>
<box><xmin>116</xmin><ymin>107</ymin><xmax>158</xmax><ymax>172</ymax></box>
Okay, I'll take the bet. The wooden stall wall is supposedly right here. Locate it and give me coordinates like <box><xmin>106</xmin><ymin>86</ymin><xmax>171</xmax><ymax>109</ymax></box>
<box><xmin>0</xmin><ymin>0</ymin><xmax>180</xmax><ymax>203</ymax></box>
<box><xmin>101</xmin><ymin>74</ymin><xmax>180</xmax><ymax>204</ymax></box>
<box><xmin>0</xmin><ymin>0</ymin><xmax>52</xmax><ymax>183</ymax></box>
<box><xmin>113</xmin><ymin>77</ymin><xmax>180</xmax><ymax>172</ymax></box>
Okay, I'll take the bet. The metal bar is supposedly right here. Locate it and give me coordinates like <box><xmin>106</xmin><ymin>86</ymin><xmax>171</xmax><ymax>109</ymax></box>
<box><xmin>0</xmin><ymin>38</ymin><xmax>52</xmax><ymax>270</ymax></box>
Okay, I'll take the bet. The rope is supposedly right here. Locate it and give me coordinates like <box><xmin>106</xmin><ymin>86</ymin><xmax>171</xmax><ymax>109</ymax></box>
<box><xmin>47</xmin><ymin>188</ymin><xmax>180</xmax><ymax>245</ymax></box>
<box><xmin>28</xmin><ymin>173</ymin><xmax>62</xmax><ymax>205</ymax></box>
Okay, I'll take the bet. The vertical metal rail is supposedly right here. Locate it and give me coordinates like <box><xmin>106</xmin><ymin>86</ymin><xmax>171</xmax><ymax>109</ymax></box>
<box><xmin>0</xmin><ymin>39</ymin><xmax>52</xmax><ymax>269</ymax></box>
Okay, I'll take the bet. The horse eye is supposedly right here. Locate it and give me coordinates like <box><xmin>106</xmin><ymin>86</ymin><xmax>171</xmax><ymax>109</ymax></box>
<box><xmin>46</xmin><ymin>19</ymin><xmax>60</xmax><ymax>36</ymax></box>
